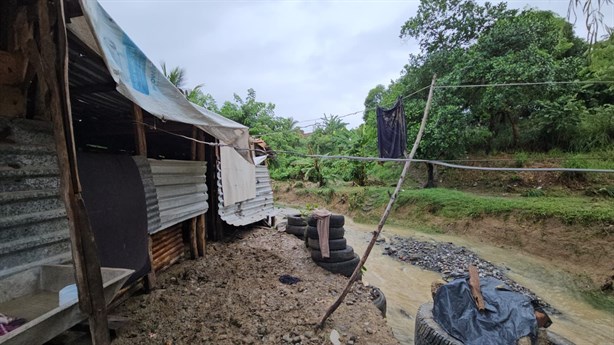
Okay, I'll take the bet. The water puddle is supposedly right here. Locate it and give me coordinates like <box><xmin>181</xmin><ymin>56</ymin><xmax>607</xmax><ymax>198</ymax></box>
<box><xmin>342</xmin><ymin>217</ymin><xmax>614</xmax><ymax>345</ymax></box>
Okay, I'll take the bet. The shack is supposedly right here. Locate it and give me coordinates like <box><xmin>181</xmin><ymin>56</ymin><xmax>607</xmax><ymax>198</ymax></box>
<box><xmin>0</xmin><ymin>0</ymin><xmax>275</xmax><ymax>343</ymax></box>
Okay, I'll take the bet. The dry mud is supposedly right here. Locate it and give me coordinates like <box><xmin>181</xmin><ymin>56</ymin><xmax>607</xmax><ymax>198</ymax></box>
<box><xmin>112</xmin><ymin>226</ymin><xmax>399</xmax><ymax>345</ymax></box>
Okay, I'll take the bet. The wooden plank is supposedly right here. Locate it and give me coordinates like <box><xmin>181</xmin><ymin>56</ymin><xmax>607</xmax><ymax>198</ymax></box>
<box><xmin>468</xmin><ymin>265</ymin><xmax>486</xmax><ymax>312</ymax></box>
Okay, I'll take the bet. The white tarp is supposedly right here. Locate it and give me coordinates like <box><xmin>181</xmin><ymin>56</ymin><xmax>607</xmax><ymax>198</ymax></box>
<box><xmin>78</xmin><ymin>0</ymin><xmax>252</xmax><ymax>163</ymax></box>
<box><xmin>220</xmin><ymin>145</ymin><xmax>257</xmax><ymax>206</ymax></box>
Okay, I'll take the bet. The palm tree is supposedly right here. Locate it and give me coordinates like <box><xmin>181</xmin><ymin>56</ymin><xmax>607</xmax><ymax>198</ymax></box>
<box><xmin>160</xmin><ymin>61</ymin><xmax>218</xmax><ymax>111</ymax></box>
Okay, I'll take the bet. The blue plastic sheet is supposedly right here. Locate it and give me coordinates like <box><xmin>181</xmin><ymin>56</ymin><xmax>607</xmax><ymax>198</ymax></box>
<box><xmin>433</xmin><ymin>277</ymin><xmax>538</xmax><ymax>345</ymax></box>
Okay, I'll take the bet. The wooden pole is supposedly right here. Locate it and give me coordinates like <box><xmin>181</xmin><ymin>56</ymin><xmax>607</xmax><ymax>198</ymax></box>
<box><xmin>132</xmin><ymin>104</ymin><xmax>157</xmax><ymax>291</ymax></box>
<box><xmin>317</xmin><ymin>75</ymin><xmax>437</xmax><ymax>328</ymax></box>
<box><xmin>54</xmin><ymin>0</ymin><xmax>109</xmax><ymax>343</ymax></box>
<box><xmin>196</xmin><ymin>130</ymin><xmax>207</xmax><ymax>256</ymax></box>
<box><xmin>188</xmin><ymin>126</ymin><xmax>200</xmax><ymax>259</ymax></box>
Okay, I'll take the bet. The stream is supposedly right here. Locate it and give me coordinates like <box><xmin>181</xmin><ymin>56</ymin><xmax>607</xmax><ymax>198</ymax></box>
<box><xmin>339</xmin><ymin>217</ymin><xmax>614</xmax><ymax>345</ymax></box>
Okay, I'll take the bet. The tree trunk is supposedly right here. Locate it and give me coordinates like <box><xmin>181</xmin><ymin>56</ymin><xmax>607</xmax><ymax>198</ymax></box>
<box><xmin>424</xmin><ymin>162</ymin><xmax>436</xmax><ymax>188</ymax></box>
<box><xmin>507</xmin><ymin>113</ymin><xmax>520</xmax><ymax>148</ymax></box>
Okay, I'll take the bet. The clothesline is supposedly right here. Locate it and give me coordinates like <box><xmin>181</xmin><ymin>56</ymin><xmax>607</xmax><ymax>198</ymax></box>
<box><xmin>130</xmin><ymin>122</ymin><xmax>614</xmax><ymax>173</ymax></box>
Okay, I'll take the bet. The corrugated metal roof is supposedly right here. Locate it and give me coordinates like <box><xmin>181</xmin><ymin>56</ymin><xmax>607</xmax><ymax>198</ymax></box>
<box><xmin>0</xmin><ymin>118</ymin><xmax>72</xmax><ymax>280</ymax></box>
<box><xmin>149</xmin><ymin>159</ymin><xmax>208</xmax><ymax>232</ymax></box>
<box><xmin>218</xmin><ymin>164</ymin><xmax>275</xmax><ymax>226</ymax></box>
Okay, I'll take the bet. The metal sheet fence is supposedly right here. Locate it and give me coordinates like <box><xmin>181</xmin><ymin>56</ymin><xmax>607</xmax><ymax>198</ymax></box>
<box><xmin>149</xmin><ymin>159</ymin><xmax>208</xmax><ymax>232</ymax></box>
<box><xmin>0</xmin><ymin>118</ymin><xmax>71</xmax><ymax>287</ymax></box>
<box><xmin>217</xmin><ymin>164</ymin><xmax>275</xmax><ymax>226</ymax></box>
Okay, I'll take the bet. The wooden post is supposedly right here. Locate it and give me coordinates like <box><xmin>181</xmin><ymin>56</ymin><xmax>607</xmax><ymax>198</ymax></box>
<box><xmin>133</xmin><ymin>104</ymin><xmax>147</xmax><ymax>156</ymax></box>
<box><xmin>317</xmin><ymin>75</ymin><xmax>437</xmax><ymax>328</ymax></box>
<box><xmin>188</xmin><ymin>126</ymin><xmax>199</xmax><ymax>259</ymax></box>
<box><xmin>196</xmin><ymin>130</ymin><xmax>206</xmax><ymax>256</ymax></box>
<box><xmin>132</xmin><ymin>103</ymin><xmax>156</xmax><ymax>291</ymax></box>
<box><xmin>53</xmin><ymin>0</ymin><xmax>109</xmax><ymax>343</ymax></box>
<box><xmin>468</xmin><ymin>265</ymin><xmax>485</xmax><ymax>312</ymax></box>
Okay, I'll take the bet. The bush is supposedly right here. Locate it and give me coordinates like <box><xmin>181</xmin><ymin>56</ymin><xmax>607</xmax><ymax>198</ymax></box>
<box><xmin>573</xmin><ymin>105</ymin><xmax>614</xmax><ymax>151</ymax></box>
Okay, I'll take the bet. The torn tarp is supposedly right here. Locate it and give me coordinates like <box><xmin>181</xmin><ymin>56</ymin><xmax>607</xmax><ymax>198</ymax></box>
<box><xmin>433</xmin><ymin>277</ymin><xmax>538</xmax><ymax>345</ymax></box>
<box><xmin>376</xmin><ymin>97</ymin><xmax>407</xmax><ymax>158</ymax></box>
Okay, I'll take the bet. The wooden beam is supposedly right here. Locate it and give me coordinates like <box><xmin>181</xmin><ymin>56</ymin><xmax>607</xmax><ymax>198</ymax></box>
<box><xmin>0</xmin><ymin>50</ymin><xmax>27</xmax><ymax>85</ymax></box>
<box><xmin>132</xmin><ymin>104</ymin><xmax>147</xmax><ymax>156</ymax></box>
<box><xmin>196</xmin><ymin>130</ymin><xmax>206</xmax><ymax>255</ymax></box>
<box><xmin>53</xmin><ymin>0</ymin><xmax>109</xmax><ymax>343</ymax></box>
<box><xmin>187</xmin><ymin>126</ymin><xmax>200</xmax><ymax>259</ymax></box>
<box><xmin>132</xmin><ymin>103</ymin><xmax>156</xmax><ymax>291</ymax></box>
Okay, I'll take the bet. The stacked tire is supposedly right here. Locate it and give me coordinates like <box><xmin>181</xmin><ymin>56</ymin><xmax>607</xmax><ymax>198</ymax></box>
<box><xmin>286</xmin><ymin>215</ymin><xmax>307</xmax><ymax>238</ymax></box>
<box><xmin>306</xmin><ymin>215</ymin><xmax>360</xmax><ymax>277</ymax></box>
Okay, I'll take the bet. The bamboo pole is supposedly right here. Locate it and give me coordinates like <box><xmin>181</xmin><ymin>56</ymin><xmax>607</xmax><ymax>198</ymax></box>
<box><xmin>317</xmin><ymin>74</ymin><xmax>437</xmax><ymax>328</ymax></box>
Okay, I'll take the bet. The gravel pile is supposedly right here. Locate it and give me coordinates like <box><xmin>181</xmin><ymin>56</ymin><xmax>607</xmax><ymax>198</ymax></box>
<box><xmin>380</xmin><ymin>236</ymin><xmax>554</xmax><ymax>312</ymax></box>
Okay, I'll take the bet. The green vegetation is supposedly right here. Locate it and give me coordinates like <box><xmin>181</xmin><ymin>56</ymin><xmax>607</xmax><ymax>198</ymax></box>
<box><xmin>161</xmin><ymin>1</ymin><xmax>613</xmax><ymax>191</ymax></box>
<box><xmin>294</xmin><ymin>186</ymin><xmax>614</xmax><ymax>225</ymax></box>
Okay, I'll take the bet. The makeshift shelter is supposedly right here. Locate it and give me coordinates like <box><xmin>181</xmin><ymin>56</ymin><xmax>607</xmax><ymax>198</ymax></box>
<box><xmin>0</xmin><ymin>0</ymin><xmax>275</xmax><ymax>343</ymax></box>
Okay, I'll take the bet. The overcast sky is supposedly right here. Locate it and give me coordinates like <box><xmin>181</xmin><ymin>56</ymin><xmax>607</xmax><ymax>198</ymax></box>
<box><xmin>98</xmin><ymin>0</ymin><xmax>613</xmax><ymax>129</ymax></box>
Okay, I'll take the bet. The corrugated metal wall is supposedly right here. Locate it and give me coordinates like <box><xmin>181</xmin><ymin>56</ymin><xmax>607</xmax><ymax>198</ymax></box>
<box><xmin>0</xmin><ymin>118</ymin><xmax>72</xmax><ymax>280</ymax></box>
<box><xmin>149</xmin><ymin>159</ymin><xmax>208</xmax><ymax>232</ymax></box>
<box><xmin>132</xmin><ymin>156</ymin><xmax>162</xmax><ymax>233</ymax></box>
<box><xmin>218</xmin><ymin>164</ymin><xmax>275</xmax><ymax>226</ymax></box>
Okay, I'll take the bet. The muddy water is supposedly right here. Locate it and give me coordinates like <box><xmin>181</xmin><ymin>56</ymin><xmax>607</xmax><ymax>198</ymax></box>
<box><xmin>342</xmin><ymin>217</ymin><xmax>614</xmax><ymax>345</ymax></box>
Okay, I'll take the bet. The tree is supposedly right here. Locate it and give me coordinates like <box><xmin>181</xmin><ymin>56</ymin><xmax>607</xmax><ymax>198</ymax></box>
<box><xmin>400</xmin><ymin>0</ymin><xmax>515</xmax><ymax>55</ymax></box>
<box><xmin>567</xmin><ymin>0</ymin><xmax>613</xmax><ymax>46</ymax></box>
<box><xmin>160</xmin><ymin>61</ymin><xmax>218</xmax><ymax>111</ymax></box>
<box><xmin>460</xmin><ymin>9</ymin><xmax>586</xmax><ymax>151</ymax></box>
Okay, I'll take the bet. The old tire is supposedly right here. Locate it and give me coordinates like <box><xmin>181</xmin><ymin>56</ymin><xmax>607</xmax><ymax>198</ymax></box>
<box><xmin>307</xmin><ymin>215</ymin><xmax>345</xmax><ymax>227</ymax></box>
<box><xmin>371</xmin><ymin>286</ymin><xmax>387</xmax><ymax>318</ymax></box>
<box><xmin>306</xmin><ymin>226</ymin><xmax>345</xmax><ymax>240</ymax></box>
<box><xmin>414</xmin><ymin>303</ymin><xmax>463</xmax><ymax>345</ymax></box>
<box><xmin>286</xmin><ymin>225</ymin><xmax>306</xmax><ymax>237</ymax></box>
<box><xmin>310</xmin><ymin>246</ymin><xmax>355</xmax><ymax>263</ymax></box>
<box><xmin>287</xmin><ymin>215</ymin><xmax>306</xmax><ymax>226</ymax></box>
<box><xmin>315</xmin><ymin>253</ymin><xmax>360</xmax><ymax>277</ymax></box>
<box><xmin>307</xmin><ymin>238</ymin><xmax>347</xmax><ymax>251</ymax></box>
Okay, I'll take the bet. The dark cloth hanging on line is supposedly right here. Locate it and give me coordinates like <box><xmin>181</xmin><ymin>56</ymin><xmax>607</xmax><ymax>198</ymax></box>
<box><xmin>376</xmin><ymin>97</ymin><xmax>407</xmax><ymax>158</ymax></box>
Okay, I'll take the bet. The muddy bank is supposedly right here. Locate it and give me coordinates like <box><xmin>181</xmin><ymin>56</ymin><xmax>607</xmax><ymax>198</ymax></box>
<box><xmin>112</xmin><ymin>226</ymin><xmax>398</xmax><ymax>345</ymax></box>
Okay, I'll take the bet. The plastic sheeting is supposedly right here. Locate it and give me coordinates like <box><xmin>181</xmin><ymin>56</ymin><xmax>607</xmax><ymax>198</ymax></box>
<box><xmin>77</xmin><ymin>0</ymin><xmax>252</xmax><ymax>163</ymax></box>
<box><xmin>433</xmin><ymin>277</ymin><xmax>537</xmax><ymax>345</ymax></box>
<box><xmin>220</xmin><ymin>145</ymin><xmax>256</xmax><ymax>206</ymax></box>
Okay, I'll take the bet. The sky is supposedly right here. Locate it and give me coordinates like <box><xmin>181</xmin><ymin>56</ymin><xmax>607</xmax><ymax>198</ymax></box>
<box><xmin>98</xmin><ymin>0</ymin><xmax>613</xmax><ymax>130</ymax></box>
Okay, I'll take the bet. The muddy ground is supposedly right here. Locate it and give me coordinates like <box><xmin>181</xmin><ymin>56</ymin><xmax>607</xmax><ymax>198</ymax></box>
<box><xmin>111</xmin><ymin>226</ymin><xmax>399</xmax><ymax>345</ymax></box>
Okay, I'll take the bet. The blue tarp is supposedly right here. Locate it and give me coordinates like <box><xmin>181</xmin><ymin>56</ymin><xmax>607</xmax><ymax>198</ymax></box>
<box><xmin>433</xmin><ymin>277</ymin><xmax>538</xmax><ymax>345</ymax></box>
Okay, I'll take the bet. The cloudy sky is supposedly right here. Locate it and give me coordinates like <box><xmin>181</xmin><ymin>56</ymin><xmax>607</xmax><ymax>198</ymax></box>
<box><xmin>98</xmin><ymin>0</ymin><xmax>612</xmax><ymax>129</ymax></box>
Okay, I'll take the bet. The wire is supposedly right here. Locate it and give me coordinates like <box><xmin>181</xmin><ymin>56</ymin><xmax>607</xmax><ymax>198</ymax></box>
<box><xmin>434</xmin><ymin>80</ymin><xmax>614</xmax><ymax>89</ymax></box>
<box><xmin>253</xmin><ymin>84</ymin><xmax>432</xmax><ymax>138</ymax></box>
<box><xmin>136</xmin><ymin>120</ymin><xmax>614</xmax><ymax>173</ymax></box>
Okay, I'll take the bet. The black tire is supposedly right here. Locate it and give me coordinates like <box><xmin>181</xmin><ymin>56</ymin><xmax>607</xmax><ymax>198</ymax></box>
<box><xmin>371</xmin><ymin>286</ymin><xmax>387</xmax><ymax>318</ymax></box>
<box><xmin>307</xmin><ymin>215</ymin><xmax>345</xmax><ymax>227</ymax></box>
<box><xmin>305</xmin><ymin>225</ymin><xmax>345</xmax><ymax>240</ymax></box>
<box><xmin>315</xmin><ymin>253</ymin><xmax>360</xmax><ymax>277</ymax></box>
<box><xmin>307</xmin><ymin>238</ymin><xmax>347</xmax><ymax>251</ymax></box>
<box><xmin>286</xmin><ymin>225</ymin><xmax>306</xmax><ymax>237</ymax></box>
<box><xmin>414</xmin><ymin>303</ymin><xmax>463</xmax><ymax>345</ymax></box>
<box><xmin>310</xmin><ymin>246</ymin><xmax>355</xmax><ymax>263</ymax></box>
<box><xmin>287</xmin><ymin>215</ymin><xmax>306</xmax><ymax>226</ymax></box>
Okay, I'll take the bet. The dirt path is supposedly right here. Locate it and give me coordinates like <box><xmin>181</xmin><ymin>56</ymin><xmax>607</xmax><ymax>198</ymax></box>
<box><xmin>111</xmin><ymin>226</ymin><xmax>399</xmax><ymax>345</ymax></box>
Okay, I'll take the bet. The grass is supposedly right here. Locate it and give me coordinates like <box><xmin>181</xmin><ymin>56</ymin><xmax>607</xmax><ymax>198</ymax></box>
<box><xmin>300</xmin><ymin>186</ymin><xmax>614</xmax><ymax>225</ymax></box>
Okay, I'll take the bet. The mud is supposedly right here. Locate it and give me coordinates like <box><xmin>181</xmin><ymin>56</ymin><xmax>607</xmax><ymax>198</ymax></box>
<box><xmin>111</xmin><ymin>226</ymin><xmax>399</xmax><ymax>345</ymax></box>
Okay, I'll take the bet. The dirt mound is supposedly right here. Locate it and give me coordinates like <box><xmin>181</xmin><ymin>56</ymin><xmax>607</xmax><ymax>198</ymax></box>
<box><xmin>112</xmin><ymin>227</ymin><xmax>399</xmax><ymax>345</ymax></box>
